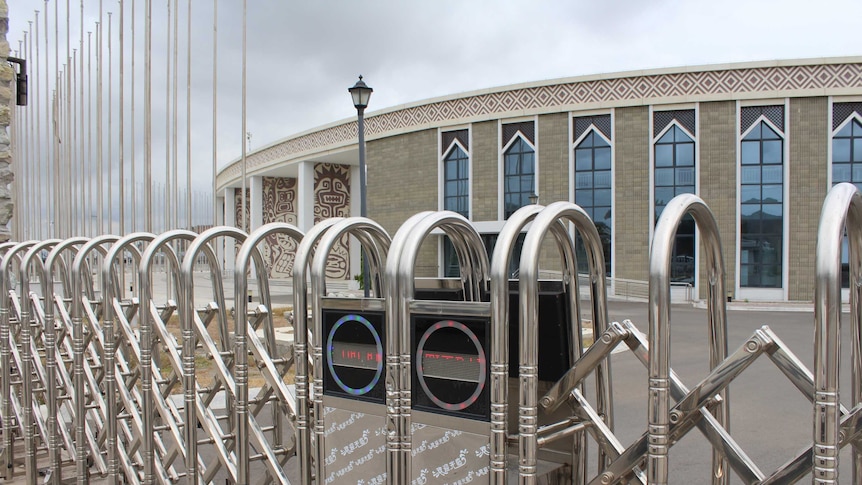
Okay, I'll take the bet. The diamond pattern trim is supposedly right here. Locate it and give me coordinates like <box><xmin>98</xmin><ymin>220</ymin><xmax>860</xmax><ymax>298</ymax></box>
<box><xmin>221</xmin><ymin>63</ymin><xmax>862</xmax><ymax>182</ymax></box>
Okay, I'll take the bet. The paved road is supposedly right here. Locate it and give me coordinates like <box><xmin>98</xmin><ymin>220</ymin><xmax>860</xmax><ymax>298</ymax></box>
<box><xmin>603</xmin><ymin>301</ymin><xmax>850</xmax><ymax>483</ymax></box>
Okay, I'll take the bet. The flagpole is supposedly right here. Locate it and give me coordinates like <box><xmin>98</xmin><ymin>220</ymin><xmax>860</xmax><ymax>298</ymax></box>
<box><xmin>34</xmin><ymin>11</ymin><xmax>42</xmax><ymax>240</ymax></box>
<box><xmin>107</xmin><ymin>11</ymin><xmax>113</xmax><ymax>235</ymax></box>
<box><xmin>164</xmin><ymin>0</ymin><xmax>171</xmax><ymax>233</ymax></box>
<box><xmin>171</xmin><ymin>0</ymin><xmax>178</xmax><ymax>231</ymax></box>
<box><xmin>119</xmin><ymin>0</ymin><xmax>125</xmax><ymax>238</ymax></box>
<box><xmin>87</xmin><ymin>30</ymin><xmax>93</xmax><ymax>236</ymax></box>
<box><xmin>97</xmin><ymin>0</ymin><xmax>104</xmax><ymax>237</ymax></box>
<box><xmin>212</xmin><ymin>0</ymin><xmax>217</xmax><ymax>227</ymax></box>
<box><xmin>241</xmin><ymin>0</ymin><xmax>247</xmax><ymax>234</ymax></box>
<box><xmin>144</xmin><ymin>0</ymin><xmax>152</xmax><ymax>233</ymax></box>
<box><xmin>44</xmin><ymin>0</ymin><xmax>51</xmax><ymax>238</ymax></box>
<box><xmin>185</xmin><ymin>0</ymin><xmax>191</xmax><ymax>228</ymax></box>
<box><xmin>131</xmin><ymin>0</ymin><xmax>137</xmax><ymax>232</ymax></box>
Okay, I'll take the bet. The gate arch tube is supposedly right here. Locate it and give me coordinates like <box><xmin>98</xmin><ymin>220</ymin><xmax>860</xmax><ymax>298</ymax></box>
<box><xmin>139</xmin><ymin>229</ymin><xmax>198</xmax><ymax>484</ymax></box>
<box><xmin>310</xmin><ymin>217</ymin><xmax>391</xmax><ymax>483</ymax></box>
<box><xmin>648</xmin><ymin>193</ymin><xmax>728</xmax><ymax>485</ymax></box>
<box><xmin>813</xmin><ymin>182</ymin><xmax>862</xmax><ymax>484</ymax></box>
<box><xmin>515</xmin><ymin>201</ymin><xmax>612</xmax><ymax>484</ymax></box>
<box><xmin>0</xmin><ymin>240</ymin><xmax>37</xmax><ymax>480</ymax></box>
<box><xmin>102</xmin><ymin>232</ymin><xmax>157</xmax><ymax>483</ymax></box>
<box><xmin>179</xmin><ymin>226</ymin><xmax>251</xmax><ymax>482</ymax></box>
<box><xmin>71</xmin><ymin>235</ymin><xmax>121</xmax><ymax>483</ymax></box>
<box><xmin>37</xmin><ymin>237</ymin><xmax>88</xmax><ymax>483</ymax></box>
<box><xmin>18</xmin><ymin>240</ymin><xmax>62</xmax><ymax>482</ymax></box>
<box><xmin>234</xmin><ymin>222</ymin><xmax>304</xmax><ymax>485</ymax></box>
<box><xmin>385</xmin><ymin>210</ymin><xmax>489</xmax><ymax>484</ymax></box>
<box><xmin>291</xmin><ymin>217</ymin><xmax>344</xmax><ymax>485</ymax></box>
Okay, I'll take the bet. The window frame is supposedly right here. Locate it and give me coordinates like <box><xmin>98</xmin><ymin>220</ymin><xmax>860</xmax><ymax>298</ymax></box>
<box><xmin>735</xmin><ymin>100</ymin><xmax>789</xmax><ymax>301</ymax></box>
<box><xmin>438</xmin><ymin>127</ymin><xmax>473</xmax><ymax>277</ymax></box>
<box><xmin>497</xmin><ymin>118</ymin><xmax>539</xmax><ymax>221</ymax></box>
<box><xmin>649</xmin><ymin>109</ymin><xmax>700</xmax><ymax>289</ymax></box>
<box><xmin>501</xmin><ymin>134</ymin><xmax>537</xmax><ymax>219</ymax></box>
<box><xmin>572</xmin><ymin>125</ymin><xmax>614</xmax><ymax>277</ymax></box>
<box><xmin>827</xmin><ymin>101</ymin><xmax>862</xmax><ymax>296</ymax></box>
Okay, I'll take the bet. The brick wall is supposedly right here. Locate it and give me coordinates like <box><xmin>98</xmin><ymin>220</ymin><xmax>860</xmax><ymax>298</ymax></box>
<box><xmin>614</xmin><ymin>106</ymin><xmax>650</xmax><ymax>281</ymax></box>
<box><xmin>788</xmin><ymin>97</ymin><xmax>828</xmax><ymax>301</ymax></box>
<box><xmin>368</xmin><ymin>128</ymin><xmax>438</xmax><ymax>276</ymax></box>
<box><xmin>698</xmin><ymin>101</ymin><xmax>737</xmax><ymax>299</ymax></box>
<box><xmin>472</xmin><ymin>121</ymin><xmax>497</xmax><ymax>221</ymax></box>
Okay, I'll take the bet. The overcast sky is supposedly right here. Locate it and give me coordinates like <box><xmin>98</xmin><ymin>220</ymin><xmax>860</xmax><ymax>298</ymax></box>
<box><xmin>7</xmin><ymin>0</ymin><xmax>862</xmax><ymax>209</ymax></box>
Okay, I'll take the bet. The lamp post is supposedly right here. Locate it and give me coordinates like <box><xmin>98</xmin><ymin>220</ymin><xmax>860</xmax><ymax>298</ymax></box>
<box><xmin>529</xmin><ymin>192</ymin><xmax>539</xmax><ymax>205</ymax></box>
<box><xmin>349</xmin><ymin>75</ymin><xmax>373</xmax><ymax>297</ymax></box>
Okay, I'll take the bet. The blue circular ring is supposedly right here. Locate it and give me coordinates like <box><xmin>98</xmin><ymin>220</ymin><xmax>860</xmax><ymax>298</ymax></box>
<box><xmin>326</xmin><ymin>314</ymin><xmax>383</xmax><ymax>396</ymax></box>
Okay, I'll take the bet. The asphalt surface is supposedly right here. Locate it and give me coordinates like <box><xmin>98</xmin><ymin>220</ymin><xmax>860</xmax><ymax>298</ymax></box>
<box><xmin>602</xmin><ymin>300</ymin><xmax>851</xmax><ymax>484</ymax></box>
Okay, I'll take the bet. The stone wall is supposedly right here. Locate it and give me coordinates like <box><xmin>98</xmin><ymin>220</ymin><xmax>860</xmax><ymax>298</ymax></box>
<box><xmin>0</xmin><ymin>0</ymin><xmax>12</xmax><ymax>242</ymax></box>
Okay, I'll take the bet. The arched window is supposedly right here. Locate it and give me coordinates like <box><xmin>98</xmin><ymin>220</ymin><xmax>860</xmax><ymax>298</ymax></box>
<box><xmin>443</xmin><ymin>144</ymin><xmax>469</xmax><ymax>218</ymax></box>
<box><xmin>654</xmin><ymin>124</ymin><xmax>696</xmax><ymax>283</ymax></box>
<box><xmin>831</xmin><ymin>117</ymin><xmax>862</xmax><ymax>287</ymax></box>
<box><xmin>740</xmin><ymin>121</ymin><xmax>783</xmax><ymax>288</ymax></box>
<box><xmin>574</xmin><ymin>130</ymin><xmax>611</xmax><ymax>274</ymax></box>
<box><xmin>503</xmin><ymin>137</ymin><xmax>535</xmax><ymax>219</ymax></box>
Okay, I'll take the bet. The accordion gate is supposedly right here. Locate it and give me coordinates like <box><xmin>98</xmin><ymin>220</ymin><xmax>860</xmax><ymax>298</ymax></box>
<box><xmin>0</xmin><ymin>184</ymin><xmax>860</xmax><ymax>484</ymax></box>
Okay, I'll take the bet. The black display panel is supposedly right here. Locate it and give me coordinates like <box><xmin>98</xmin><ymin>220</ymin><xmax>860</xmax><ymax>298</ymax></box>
<box><xmin>411</xmin><ymin>315</ymin><xmax>490</xmax><ymax>421</ymax></box>
<box><xmin>415</xmin><ymin>281</ymin><xmax>572</xmax><ymax>382</ymax></box>
<box><xmin>323</xmin><ymin>310</ymin><xmax>385</xmax><ymax>403</ymax></box>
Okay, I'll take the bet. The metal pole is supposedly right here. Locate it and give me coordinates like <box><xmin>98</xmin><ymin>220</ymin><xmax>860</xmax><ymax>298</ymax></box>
<box><xmin>35</xmin><ymin>11</ymin><xmax>42</xmax><ymax>240</ymax></box>
<box><xmin>45</xmin><ymin>0</ymin><xmax>52</xmax><ymax>238</ymax></box>
<box><xmin>107</xmin><ymin>12</ymin><xmax>113</xmax><ymax>235</ymax></box>
<box><xmin>27</xmin><ymin>31</ymin><xmax>34</xmax><ymax>240</ymax></box>
<box><xmin>165</xmin><ymin>0</ymin><xmax>171</xmax><ymax>234</ymax></box>
<box><xmin>172</xmin><ymin>0</ymin><xmax>178</xmax><ymax>231</ymax></box>
<box><xmin>145</xmin><ymin>0</ymin><xmax>152</xmax><ymax>232</ymax></box>
<box><xmin>186</xmin><ymin>0</ymin><xmax>191</xmax><ymax>229</ymax></box>
<box><xmin>72</xmin><ymin>48</ymin><xmax>78</xmax><ymax>236</ymax></box>
<box><xmin>131</xmin><ymin>0</ymin><xmax>136</xmax><ymax>232</ymax></box>
<box><xmin>358</xmin><ymin>106</ymin><xmax>369</xmax><ymax>297</ymax></box>
<box><xmin>119</xmin><ymin>0</ymin><xmax>125</xmax><ymax>239</ymax></box>
<box><xmin>79</xmin><ymin>1</ymin><xmax>84</xmax><ymax>236</ymax></box>
<box><xmin>241</xmin><ymin>0</ymin><xmax>247</xmax><ymax>234</ymax></box>
<box><xmin>97</xmin><ymin>0</ymin><xmax>104</xmax><ymax>236</ymax></box>
<box><xmin>87</xmin><ymin>31</ymin><xmax>92</xmax><ymax>236</ymax></box>
<box><xmin>212</xmin><ymin>0</ymin><xmax>217</xmax><ymax>227</ymax></box>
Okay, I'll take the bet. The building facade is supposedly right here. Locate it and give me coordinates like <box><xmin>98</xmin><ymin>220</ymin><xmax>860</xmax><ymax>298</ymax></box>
<box><xmin>216</xmin><ymin>58</ymin><xmax>862</xmax><ymax>302</ymax></box>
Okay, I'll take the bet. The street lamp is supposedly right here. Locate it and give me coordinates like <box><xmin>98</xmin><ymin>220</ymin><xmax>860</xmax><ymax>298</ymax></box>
<box><xmin>349</xmin><ymin>75</ymin><xmax>373</xmax><ymax>297</ymax></box>
<box><xmin>529</xmin><ymin>192</ymin><xmax>539</xmax><ymax>205</ymax></box>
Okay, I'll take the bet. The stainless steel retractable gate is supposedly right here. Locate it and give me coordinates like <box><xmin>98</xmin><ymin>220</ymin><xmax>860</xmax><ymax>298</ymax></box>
<box><xmin>9</xmin><ymin>183</ymin><xmax>862</xmax><ymax>484</ymax></box>
<box><xmin>0</xmin><ymin>240</ymin><xmax>36</xmax><ymax>480</ymax></box>
<box><xmin>102</xmin><ymin>232</ymin><xmax>158</xmax><ymax>484</ymax></box>
<box><xmin>70</xmin><ymin>235</ymin><xmax>121</xmax><ymax>484</ymax></box>
<box><xmin>309</xmin><ymin>217</ymin><xmax>390</xmax><ymax>485</ymax></box>
<box><xmin>387</xmin><ymin>210</ymin><xmax>495</xmax><ymax>485</ymax></box>
<box><xmin>17</xmin><ymin>239</ymin><xmax>62</xmax><ymax>483</ymax></box>
<box><xmin>234</xmin><ymin>222</ymin><xmax>304</xmax><ymax>485</ymax></box>
<box><xmin>292</xmin><ymin>216</ymin><xmax>344</xmax><ymax>485</ymax></box>
<box><xmin>813</xmin><ymin>182</ymin><xmax>862</xmax><ymax>485</ymax></box>
<box><xmin>139</xmin><ymin>229</ymin><xmax>198</xmax><ymax>484</ymax></box>
<box><xmin>178</xmin><ymin>226</ymin><xmax>248</xmax><ymax>483</ymax></box>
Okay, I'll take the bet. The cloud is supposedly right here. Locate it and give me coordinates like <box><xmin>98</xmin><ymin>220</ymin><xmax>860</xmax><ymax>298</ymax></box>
<box><xmin>6</xmin><ymin>0</ymin><xmax>862</xmax><ymax>234</ymax></box>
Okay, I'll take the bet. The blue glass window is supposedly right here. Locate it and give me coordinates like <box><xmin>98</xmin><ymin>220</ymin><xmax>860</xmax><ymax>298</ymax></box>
<box><xmin>740</xmin><ymin>121</ymin><xmax>783</xmax><ymax>288</ymax></box>
<box><xmin>832</xmin><ymin>118</ymin><xmax>862</xmax><ymax>286</ymax></box>
<box><xmin>443</xmin><ymin>144</ymin><xmax>469</xmax><ymax>218</ymax></box>
<box><xmin>503</xmin><ymin>137</ymin><xmax>535</xmax><ymax>219</ymax></box>
<box><xmin>574</xmin><ymin>130</ymin><xmax>612</xmax><ymax>275</ymax></box>
<box><xmin>654</xmin><ymin>125</ymin><xmax>696</xmax><ymax>283</ymax></box>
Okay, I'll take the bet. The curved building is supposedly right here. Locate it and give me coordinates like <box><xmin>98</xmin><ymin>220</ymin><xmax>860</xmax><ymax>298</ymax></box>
<box><xmin>217</xmin><ymin>57</ymin><xmax>862</xmax><ymax>302</ymax></box>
